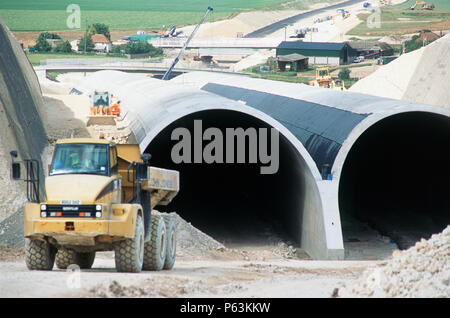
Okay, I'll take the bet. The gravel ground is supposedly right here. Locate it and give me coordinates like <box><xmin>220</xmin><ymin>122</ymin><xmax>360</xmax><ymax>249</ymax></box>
<box><xmin>0</xmin><ymin>208</ymin><xmax>24</xmax><ymax>249</ymax></box>
<box><xmin>340</xmin><ymin>225</ymin><xmax>450</xmax><ymax>298</ymax></box>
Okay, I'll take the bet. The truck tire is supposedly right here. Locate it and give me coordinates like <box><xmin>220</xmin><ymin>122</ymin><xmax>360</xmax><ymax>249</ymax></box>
<box><xmin>142</xmin><ymin>214</ymin><xmax>166</xmax><ymax>271</ymax></box>
<box><xmin>55</xmin><ymin>249</ymin><xmax>77</xmax><ymax>269</ymax></box>
<box><xmin>56</xmin><ymin>250</ymin><xmax>96</xmax><ymax>270</ymax></box>
<box><xmin>25</xmin><ymin>238</ymin><xmax>56</xmax><ymax>271</ymax></box>
<box><xmin>114</xmin><ymin>214</ymin><xmax>145</xmax><ymax>273</ymax></box>
<box><xmin>162</xmin><ymin>213</ymin><xmax>176</xmax><ymax>270</ymax></box>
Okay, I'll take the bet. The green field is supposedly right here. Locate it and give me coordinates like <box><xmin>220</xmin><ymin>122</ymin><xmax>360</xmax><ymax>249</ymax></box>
<box><xmin>0</xmin><ymin>0</ymin><xmax>343</xmax><ymax>32</ymax></box>
<box><xmin>394</xmin><ymin>0</ymin><xmax>450</xmax><ymax>10</ymax></box>
<box><xmin>347</xmin><ymin>3</ymin><xmax>450</xmax><ymax>36</ymax></box>
<box><xmin>0</xmin><ymin>0</ymin><xmax>294</xmax><ymax>31</ymax></box>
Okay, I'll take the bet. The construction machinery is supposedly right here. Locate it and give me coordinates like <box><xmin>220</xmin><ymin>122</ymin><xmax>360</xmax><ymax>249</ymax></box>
<box><xmin>87</xmin><ymin>91</ymin><xmax>119</xmax><ymax>126</ymax></box>
<box><xmin>11</xmin><ymin>138</ymin><xmax>180</xmax><ymax>272</ymax></box>
<box><xmin>309</xmin><ymin>67</ymin><xmax>347</xmax><ymax>91</ymax></box>
<box><xmin>409</xmin><ymin>1</ymin><xmax>435</xmax><ymax>10</ymax></box>
<box><xmin>336</xmin><ymin>9</ymin><xmax>350</xmax><ymax>19</ymax></box>
<box><xmin>162</xmin><ymin>6</ymin><xmax>213</xmax><ymax>80</ymax></box>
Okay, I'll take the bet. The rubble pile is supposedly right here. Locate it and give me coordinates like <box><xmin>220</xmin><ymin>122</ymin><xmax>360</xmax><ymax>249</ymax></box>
<box><xmin>342</xmin><ymin>225</ymin><xmax>450</xmax><ymax>298</ymax></box>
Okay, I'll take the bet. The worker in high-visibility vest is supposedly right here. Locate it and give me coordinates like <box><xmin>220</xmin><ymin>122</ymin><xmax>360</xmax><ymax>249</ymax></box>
<box><xmin>111</xmin><ymin>100</ymin><xmax>121</xmax><ymax>116</ymax></box>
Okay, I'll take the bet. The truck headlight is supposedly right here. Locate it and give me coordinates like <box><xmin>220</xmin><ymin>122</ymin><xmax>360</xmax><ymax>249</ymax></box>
<box><xmin>41</xmin><ymin>211</ymin><xmax>47</xmax><ymax>218</ymax></box>
<box><xmin>96</xmin><ymin>205</ymin><xmax>102</xmax><ymax>211</ymax></box>
<box><xmin>95</xmin><ymin>212</ymin><xmax>102</xmax><ymax>218</ymax></box>
<box><xmin>41</xmin><ymin>204</ymin><xmax>47</xmax><ymax>211</ymax></box>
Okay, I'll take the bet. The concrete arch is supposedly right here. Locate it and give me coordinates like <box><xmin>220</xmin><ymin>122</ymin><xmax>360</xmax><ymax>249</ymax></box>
<box><xmin>172</xmin><ymin>71</ymin><xmax>450</xmax><ymax>255</ymax></box>
<box><xmin>75</xmin><ymin>71</ymin><xmax>335</xmax><ymax>259</ymax></box>
<box><xmin>77</xmin><ymin>71</ymin><xmax>450</xmax><ymax>258</ymax></box>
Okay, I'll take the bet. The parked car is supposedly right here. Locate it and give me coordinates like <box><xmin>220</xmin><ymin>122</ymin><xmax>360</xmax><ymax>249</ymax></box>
<box><xmin>353</xmin><ymin>56</ymin><xmax>365</xmax><ymax>63</ymax></box>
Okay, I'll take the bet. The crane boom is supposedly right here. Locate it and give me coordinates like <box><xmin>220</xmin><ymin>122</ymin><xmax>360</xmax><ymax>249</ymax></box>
<box><xmin>162</xmin><ymin>6</ymin><xmax>213</xmax><ymax>80</ymax></box>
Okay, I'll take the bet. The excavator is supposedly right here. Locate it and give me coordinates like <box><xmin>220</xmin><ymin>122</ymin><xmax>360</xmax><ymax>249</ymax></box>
<box><xmin>11</xmin><ymin>138</ymin><xmax>180</xmax><ymax>273</ymax></box>
<box><xmin>309</xmin><ymin>67</ymin><xmax>347</xmax><ymax>91</ymax></box>
<box><xmin>409</xmin><ymin>1</ymin><xmax>435</xmax><ymax>10</ymax></box>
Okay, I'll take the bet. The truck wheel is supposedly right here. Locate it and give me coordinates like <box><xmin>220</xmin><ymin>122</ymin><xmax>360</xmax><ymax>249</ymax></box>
<box><xmin>114</xmin><ymin>214</ymin><xmax>144</xmax><ymax>273</ymax></box>
<box><xmin>55</xmin><ymin>249</ymin><xmax>77</xmax><ymax>269</ymax></box>
<box><xmin>76</xmin><ymin>252</ymin><xmax>96</xmax><ymax>269</ymax></box>
<box><xmin>142</xmin><ymin>214</ymin><xmax>166</xmax><ymax>271</ymax></box>
<box><xmin>56</xmin><ymin>250</ymin><xmax>96</xmax><ymax>269</ymax></box>
<box><xmin>162</xmin><ymin>213</ymin><xmax>176</xmax><ymax>270</ymax></box>
<box><xmin>25</xmin><ymin>238</ymin><xmax>56</xmax><ymax>271</ymax></box>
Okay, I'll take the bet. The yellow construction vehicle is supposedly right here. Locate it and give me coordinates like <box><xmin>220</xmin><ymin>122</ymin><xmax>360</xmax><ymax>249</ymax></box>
<box><xmin>11</xmin><ymin>138</ymin><xmax>180</xmax><ymax>272</ymax></box>
<box><xmin>87</xmin><ymin>91</ymin><xmax>117</xmax><ymax>126</ymax></box>
<box><xmin>309</xmin><ymin>67</ymin><xmax>347</xmax><ymax>91</ymax></box>
<box><xmin>332</xmin><ymin>79</ymin><xmax>347</xmax><ymax>91</ymax></box>
<box><xmin>409</xmin><ymin>1</ymin><xmax>435</xmax><ymax>10</ymax></box>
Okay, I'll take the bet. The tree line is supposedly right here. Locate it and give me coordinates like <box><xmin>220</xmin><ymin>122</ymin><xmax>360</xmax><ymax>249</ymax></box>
<box><xmin>32</xmin><ymin>23</ymin><xmax>162</xmax><ymax>57</ymax></box>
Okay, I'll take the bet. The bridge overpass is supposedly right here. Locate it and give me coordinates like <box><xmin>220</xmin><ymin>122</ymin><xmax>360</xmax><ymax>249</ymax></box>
<box><xmin>34</xmin><ymin>63</ymin><xmax>235</xmax><ymax>79</ymax></box>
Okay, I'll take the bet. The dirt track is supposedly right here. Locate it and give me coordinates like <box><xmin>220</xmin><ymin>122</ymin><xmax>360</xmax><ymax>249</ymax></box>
<box><xmin>0</xmin><ymin>247</ymin><xmax>372</xmax><ymax>298</ymax></box>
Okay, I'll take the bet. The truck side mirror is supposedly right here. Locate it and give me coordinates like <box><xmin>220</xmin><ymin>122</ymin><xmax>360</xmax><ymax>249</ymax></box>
<box><xmin>12</xmin><ymin>162</ymin><xmax>21</xmax><ymax>180</ymax></box>
<box><xmin>140</xmin><ymin>153</ymin><xmax>152</xmax><ymax>165</ymax></box>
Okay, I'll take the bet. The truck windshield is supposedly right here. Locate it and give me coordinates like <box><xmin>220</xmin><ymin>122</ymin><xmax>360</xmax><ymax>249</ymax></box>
<box><xmin>49</xmin><ymin>143</ymin><xmax>109</xmax><ymax>176</ymax></box>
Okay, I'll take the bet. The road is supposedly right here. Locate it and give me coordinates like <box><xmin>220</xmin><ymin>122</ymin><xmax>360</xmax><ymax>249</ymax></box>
<box><xmin>0</xmin><ymin>250</ymin><xmax>374</xmax><ymax>298</ymax></box>
<box><xmin>245</xmin><ymin>0</ymin><xmax>365</xmax><ymax>38</ymax></box>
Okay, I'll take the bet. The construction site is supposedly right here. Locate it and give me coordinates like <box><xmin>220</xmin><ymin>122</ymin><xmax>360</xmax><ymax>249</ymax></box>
<box><xmin>0</xmin><ymin>0</ymin><xmax>449</xmax><ymax>300</ymax></box>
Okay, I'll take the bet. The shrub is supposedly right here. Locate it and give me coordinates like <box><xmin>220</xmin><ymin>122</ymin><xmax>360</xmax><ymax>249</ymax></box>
<box><xmin>112</xmin><ymin>42</ymin><xmax>163</xmax><ymax>56</ymax></box>
<box><xmin>91</xmin><ymin>23</ymin><xmax>111</xmax><ymax>40</ymax></box>
<box><xmin>35</xmin><ymin>32</ymin><xmax>61</xmax><ymax>52</ymax></box>
<box><xmin>78</xmin><ymin>34</ymin><xmax>94</xmax><ymax>52</ymax></box>
<box><xmin>54</xmin><ymin>41</ymin><xmax>72</xmax><ymax>53</ymax></box>
<box><xmin>338</xmin><ymin>68</ymin><xmax>351</xmax><ymax>80</ymax></box>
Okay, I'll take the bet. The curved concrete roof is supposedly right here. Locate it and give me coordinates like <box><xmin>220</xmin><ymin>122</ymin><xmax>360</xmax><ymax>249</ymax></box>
<box><xmin>74</xmin><ymin>71</ymin><xmax>320</xmax><ymax>179</ymax></box>
<box><xmin>74</xmin><ymin>70</ymin><xmax>450</xmax><ymax>260</ymax></box>
<box><xmin>171</xmin><ymin>71</ymin><xmax>450</xmax><ymax>179</ymax></box>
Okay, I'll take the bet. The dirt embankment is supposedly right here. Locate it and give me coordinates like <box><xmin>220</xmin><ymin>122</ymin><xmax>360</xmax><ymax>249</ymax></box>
<box><xmin>0</xmin><ymin>17</ymin><xmax>49</xmax><ymax>221</ymax></box>
<box><xmin>350</xmin><ymin>33</ymin><xmax>450</xmax><ymax>109</ymax></box>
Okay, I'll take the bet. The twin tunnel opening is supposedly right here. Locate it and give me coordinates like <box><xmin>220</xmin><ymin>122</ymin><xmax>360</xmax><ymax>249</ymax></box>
<box><xmin>146</xmin><ymin>110</ymin><xmax>450</xmax><ymax>253</ymax></box>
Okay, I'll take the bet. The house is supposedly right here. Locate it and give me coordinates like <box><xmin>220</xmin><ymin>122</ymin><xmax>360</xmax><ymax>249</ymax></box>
<box><xmin>91</xmin><ymin>34</ymin><xmax>112</xmax><ymax>53</ymax></box>
<box><xmin>276</xmin><ymin>41</ymin><xmax>356</xmax><ymax>65</ymax></box>
<box><xmin>416</xmin><ymin>30</ymin><xmax>440</xmax><ymax>43</ymax></box>
<box><xmin>70</xmin><ymin>39</ymin><xmax>80</xmax><ymax>52</ymax></box>
<box><xmin>346</xmin><ymin>41</ymin><xmax>394</xmax><ymax>59</ymax></box>
<box><xmin>46</xmin><ymin>38</ymin><xmax>63</xmax><ymax>48</ymax></box>
<box><xmin>276</xmin><ymin>53</ymin><xmax>309</xmax><ymax>72</ymax></box>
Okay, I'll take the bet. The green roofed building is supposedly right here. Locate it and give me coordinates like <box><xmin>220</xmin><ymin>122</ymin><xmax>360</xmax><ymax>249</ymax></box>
<box><xmin>128</xmin><ymin>34</ymin><xmax>158</xmax><ymax>42</ymax></box>
<box><xmin>276</xmin><ymin>41</ymin><xmax>357</xmax><ymax>65</ymax></box>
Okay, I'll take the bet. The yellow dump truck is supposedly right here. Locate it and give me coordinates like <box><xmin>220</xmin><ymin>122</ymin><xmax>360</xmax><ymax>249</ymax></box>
<box><xmin>11</xmin><ymin>138</ymin><xmax>180</xmax><ymax>273</ymax></box>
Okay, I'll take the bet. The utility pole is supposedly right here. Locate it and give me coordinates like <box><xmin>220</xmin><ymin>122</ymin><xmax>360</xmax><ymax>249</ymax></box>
<box><xmin>84</xmin><ymin>18</ymin><xmax>88</xmax><ymax>54</ymax></box>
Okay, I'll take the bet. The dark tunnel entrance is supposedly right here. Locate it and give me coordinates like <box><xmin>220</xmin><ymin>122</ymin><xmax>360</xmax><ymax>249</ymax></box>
<box><xmin>146</xmin><ymin>110</ymin><xmax>307</xmax><ymax>247</ymax></box>
<box><xmin>339</xmin><ymin>112</ymin><xmax>450</xmax><ymax>250</ymax></box>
